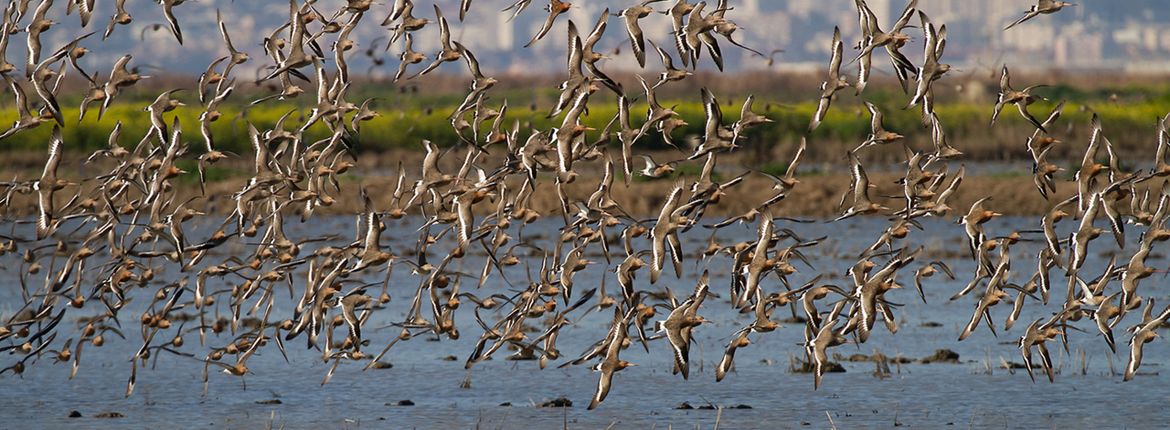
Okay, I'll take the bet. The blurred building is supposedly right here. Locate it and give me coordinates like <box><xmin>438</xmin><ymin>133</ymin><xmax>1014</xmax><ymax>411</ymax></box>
<box><xmin>30</xmin><ymin>0</ymin><xmax>1170</xmax><ymax>76</ymax></box>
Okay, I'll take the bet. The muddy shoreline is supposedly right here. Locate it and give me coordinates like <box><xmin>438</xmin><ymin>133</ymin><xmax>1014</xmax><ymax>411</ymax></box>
<box><xmin>1</xmin><ymin>148</ymin><xmax>1083</xmax><ymax>219</ymax></box>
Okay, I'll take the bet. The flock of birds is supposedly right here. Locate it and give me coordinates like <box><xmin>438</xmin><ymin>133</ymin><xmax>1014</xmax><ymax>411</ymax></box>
<box><xmin>0</xmin><ymin>0</ymin><xmax>1165</xmax><ymax>411</ymax></box>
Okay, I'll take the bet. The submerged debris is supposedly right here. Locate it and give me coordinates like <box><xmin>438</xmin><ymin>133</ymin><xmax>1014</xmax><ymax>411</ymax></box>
<box><xmin>919</xmin><ymin>349</ymin><xmax>961</xmax><ymax>364</ymax></box>
<box><xmin>539</xmin><ymin>397</ymin><xmax>572</xmax><ymax>408</ymax></box>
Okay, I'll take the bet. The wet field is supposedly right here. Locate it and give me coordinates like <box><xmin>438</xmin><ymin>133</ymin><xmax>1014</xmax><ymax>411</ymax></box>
<box><xmin>1</xmin><ymin>216</ymin><xmax>1169</xmax><ymax>429</ymax></box>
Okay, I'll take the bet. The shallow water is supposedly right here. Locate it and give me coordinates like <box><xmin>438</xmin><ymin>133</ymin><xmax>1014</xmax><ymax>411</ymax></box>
<box><xmin>1</xmin><ymin>216</ymin><xmax>1168</xmax><ymax>429</ymax></box>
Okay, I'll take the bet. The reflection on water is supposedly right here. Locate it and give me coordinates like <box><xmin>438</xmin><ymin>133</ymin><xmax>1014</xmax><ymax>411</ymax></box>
<box><xmin>1</xmin><ymin>216</ymin><xmax>1168</xmax><ymax>429</ymax></box>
